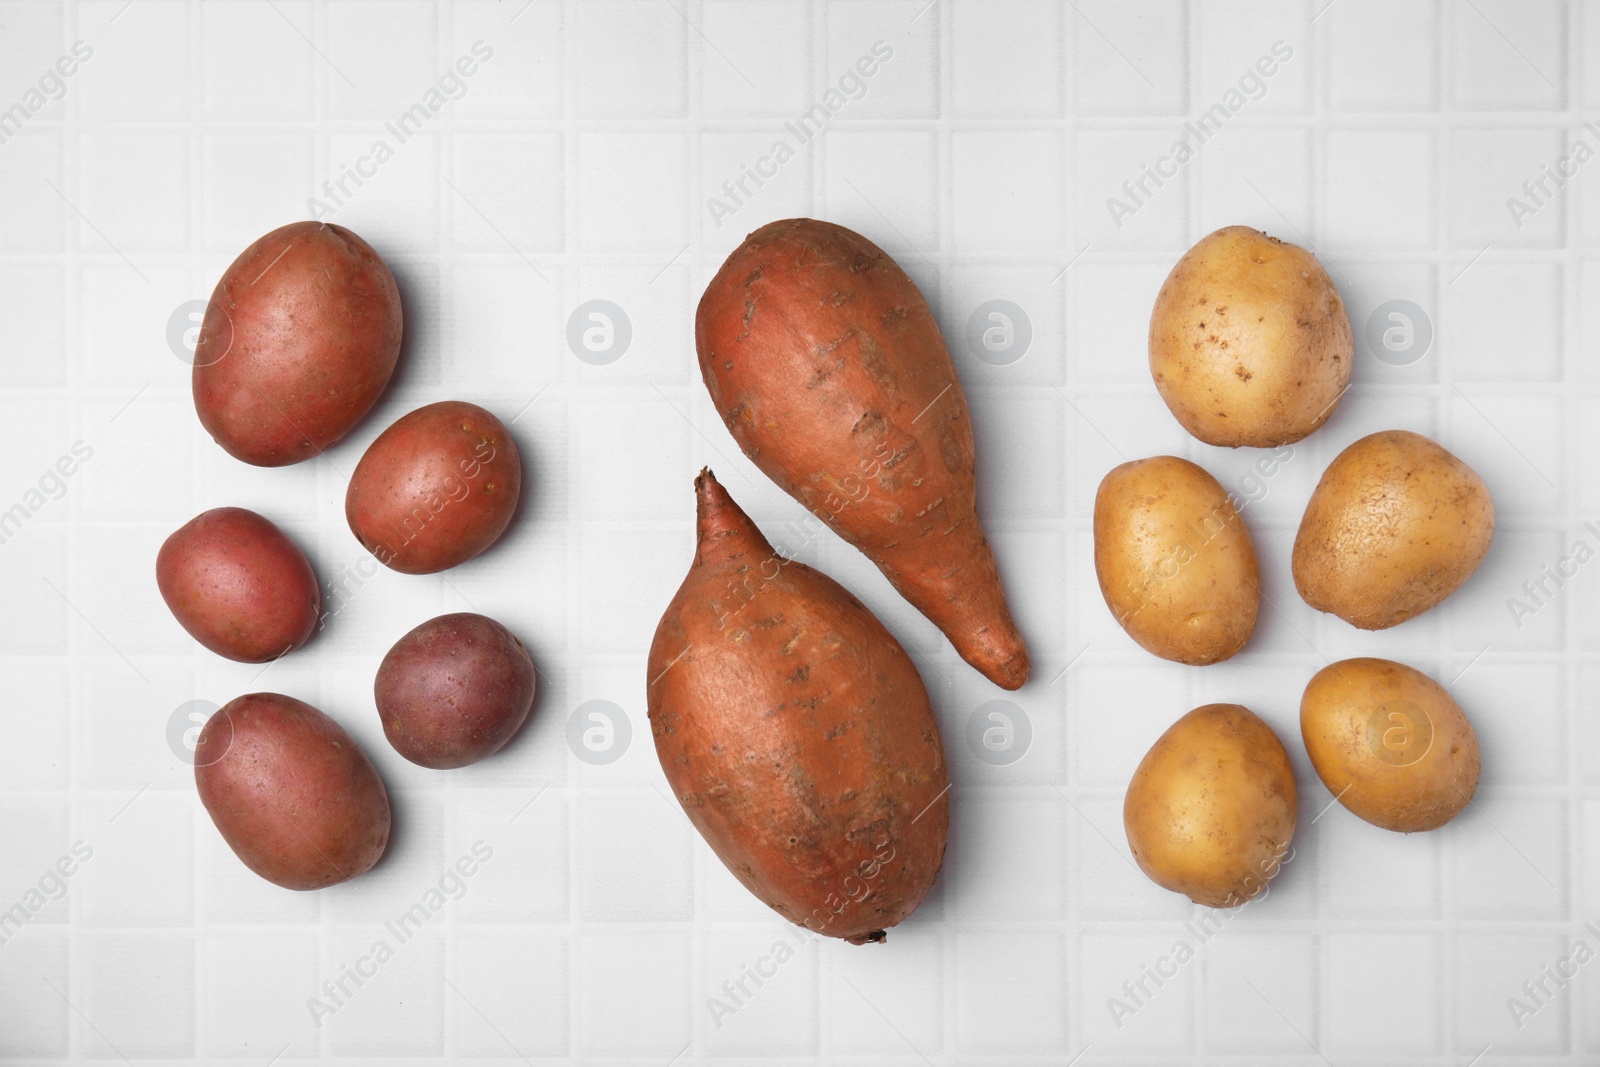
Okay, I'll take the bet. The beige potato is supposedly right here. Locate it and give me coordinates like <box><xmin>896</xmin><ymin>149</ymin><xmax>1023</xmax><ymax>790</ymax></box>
<box><xmin>1150</xmin><ymin>226</ymin><xmax>1352</xmax><ymax>447</ymax></box>
<box><xmin>1124</xmin><ymin>704</ymin><xmax>1297</xmax><ymax>908</ymax></box>
<box><xmin>1093</xmin><ymin>456</ymin><xmax>1260</xmax><ymax>665</ymax></box>
<box><xmin>1293</xmin><ymin>430</ymin><xmax>1494</xmax><ymax>629</ymax></box>
<box><xmin>1300</xmin><ymin>657</ymin><xmax>1480</xmax><ymax>832</ymax></box>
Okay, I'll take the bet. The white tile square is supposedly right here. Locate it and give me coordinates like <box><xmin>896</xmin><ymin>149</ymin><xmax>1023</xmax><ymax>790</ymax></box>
<box><xmin>204</xmin><ymin>932</ymin><xmax>320</xmax><ymax>1056</ymax></box>
<box><xmin>1326</xmin><ymin>932</ymin><xmax>1439</xmax><ymax>1056</ymax></box>
<box><xmin>575</xmin><ymin>928</ymin><xmax>691</xmax><ymax>1055</ymax></box>
<box><xmin>1198</xmin><ymin>127</ymin><xmax>1312</xmax><ymax>237</ymax></box>
<box><xmin>951</xmin><ymin>0</ymin><xmax>1061</xmax><ymax>117</ymax></box>
<box><xmin>1453</xmin><ymin>933</ymin><xmax>1568</xmax><ymax>1052</ymax></box>
<box><xmin>823</xmin><ymin>129</ymin><xmax>939</xmax><ymax>255</ymax></box>
<box><xmin>1073</xmin><ymin>260</ymin><xmax>1168</xmax><ymax>385</ymax></box>
<box><xmin>943</xmin><ymin>261</ymin><xmax>1065</xmax><ymax>386</ymax></box>
<box><xmin>325</xmin><ymin>930</ymin><xmax>444</xmax><ymax>1055</ymax></box>
<box><xmin>1452</xmin><ymin>127</ymin><xmax>1567</xmax><ymax>248</ymax></box>
<box><xmin>1078</xmin><ymin>931</ymin><xmax>1191</xmax><ymax>1049</ymax></box>
<box><xmin>948</xmin><ymin>791</ymin><xmax>1064</xmax><ymax>921</ymax></box>
<box><xmin>201</xmin><ymin>0</ymin><xmax>315</xmax><ymax>119</ymax></box>
<box><xmin>0</xmin><ymin>663</ymin><xmax>68</xmax><ymax>790</ymax></box>
<box><xmin>76</xmin><ymin>0</ymin><xmax>188</xmax><ymax>120</ymax></box>
<box><xmin>1196</xmin><ymin>1</ymin><xmax>1309</xmax><ymax>114</ymax></box>
<box><xmin>1446</xmin><ymin>392</ymin><xmax>1563</xmax><ymax>516</ymax></box>
<box><xmin>325</xmin><ymin>131</ymin><xmax>440</xmax><ymax>254</ymax></box>
<box><xmin>570</xmin><ymin>396</ymin><xmax>691</xmax><ymax>522</ymax></box>
<box><xmin>1203</xmin><ymin>932</ymin><xmax>1319</xmax><ymax>1053</ymax></box>
<box><xmin>1325</xmin><ymin>129</ymin><xmax>1436</xmax><ymax>251</ymax></box>
<box><xmin>1450</xmin><ymin>0</ymin><xmax>1565</xmax><ymax>110</ymax></box>
<box><xmin>826</xmin><ymin>0</ymin><xmax>938</xmax><ymax>120</ymax></box>
<box><xmin>326</xmin><ymin>0</ymin><xmax>437</xmax><ymax>118</ymax></box>
<box><xmin>1445</xmin><ymin>262</ymin><xmax>1562</xmax><ymax>381</ymax></box>
<box><xmin>703</xmin><ymin>925</ymin><xmax>820</xmax><ymax>1055</ymax></box>
<box><xmin>452</xmin><ymin>2</ymin><xmax>562</xmax><ymax>118</ymax></box>
<box><xmin>0</xmin><ymin>800</ymin><xmax>72</xmax><ymax>928</ymax></box>
<box><xmin>0</xmin><ymin>131</ymin><xmax>63</xmax><ymax>252</ymax></box>
<box><xmin>1076</xmin><ymin>129</ymin><xmax>1190</xmax><ymax>250</ymax></box>
<box><xmin>956</xmin><ymin>931</ymin><xmax>1066</xmax><ymax>1052</ymax></box>
<box><xmin>701</xmin><ymin>0</ymin><xmax>813</xmax><ymax>116</ymax></box>
<box><xmin>82</xmin><ymin>933</ymin><xmax>195</xmax><ymax>1057</ymax></box>
<box><xmin>700</xmin><ymin>129</ymin><xmax>816</xmax><ymax>247</ymax></box>
<box><xmin>828</xmin><ymin>929</ymin><xmax>942</xmax><ymax>1052</ymax></box>
<box><xmin>79</xmin><ymin>791</ymin><xmax>192</xmax><ymax>927</ymax></box>
<box><xmin>1452</xmin><ymin>661</ymin><xmax>1563</xmax><ymax>785</ymax></box>
<box><xmin>1071</xmin><ymin>0</ymin><xmax>1187</xmax><ymax>115</ymax></box>
<box><xmin>453</xmin><ymin>929</ymin><xmax>569</xmax><ymax>1056</ymax></box>
<box><xmin>0</xmin><ymin>2</ymin><xmax>66</xmax><ymax>125</ymax></box>
<box><xmin>574</xmin><ymin>788</ymin><xmax>693</xmax><ymax>920</ymax></box>
<box><xmin>574</xmin><ymin>0</ymin><xmax>686</xmax><ymax>117</ymax></box>
<box><xmin>952</xmin><ymin>129</ymin><xmax>1064</xmax><ymax>252</ymax></box>
<box><xmin>202</xmin><ymin>134</ymin><xmax>315</xmax><ymax>254</ymax></box>
<box><xmin>1452</xmin><ymin>796</ymin><xmax>1567</xmax><ymax>919</ymax></box>
<box><xmin>0</xmin><ymin>930</ymin><xmax>68</xmax><ymax>1056</ymax></box>
<box><xmin>1328</xmin><ymin>0</ymin><xmax>1440</xmax><ymax>111</ymax></box>
<box><xmin>450</xmin><ymin>130</ymin><xmax>564</xmax><ymax>253</ymax></box>
<box><xmin>577</xmin><ymin>131</ymin><xmax>690</xmax><ymax>251</ymax></box>
<box><xmin>0</xmin><ymin>262</ymin><xmax>66</xmax><ymax>387</ymax></box>
<box><xmin>1323</xmin><ymin>809</ymin><xmax>1441</xmax><ymax>919</ymax></box>
<box><xmin>570</xmin><ymin>262</ymin><xmax>695</xmax><ymax>385</ymax></box>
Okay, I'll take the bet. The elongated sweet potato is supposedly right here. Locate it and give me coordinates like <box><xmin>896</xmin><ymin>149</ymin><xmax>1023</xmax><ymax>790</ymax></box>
<box><xmin>696</xmin><ymin>219</ymin><xmax>1029</xmax><ymax>690</ymax></box>
<box><xmin>647</xmin><ymin>470</ymin><xmax>949</xmax><ymax>943</ymax></box>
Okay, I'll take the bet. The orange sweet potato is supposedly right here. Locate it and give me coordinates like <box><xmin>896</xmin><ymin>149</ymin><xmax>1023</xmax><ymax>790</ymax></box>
<box><xmin>647</xmin><ymin>470</ymin><xmax>949</xmax><ymax>943</ymax></box>
<box><xmin>696</xmin><ymin>219</ymin><xmax>1029</xmax><ymax>690</ymax></box>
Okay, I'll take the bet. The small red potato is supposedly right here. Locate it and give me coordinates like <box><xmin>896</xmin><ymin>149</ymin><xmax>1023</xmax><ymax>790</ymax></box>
<box><xmin>192</xmin><ymin>221</ymin><xmax>402</xmax><ymax>466</ymax></box>
<box><xmin>156</xmin><ymin>507</ymin><xmax>320</xmax><ymax>662</ymax></box>
<box><xmin>375</xmin><ymin>613</ymin><xmax>537</xmax><ymax>769</ymax></box>
<box><xmin>345</xmin><ymin>401</ymin><xmax>522</xmax><ymax>574</ymax></box>
<box><xmin>194</xmin><ymin>693</ymin><xmax>391</xmax><ymax>890</ymax></box>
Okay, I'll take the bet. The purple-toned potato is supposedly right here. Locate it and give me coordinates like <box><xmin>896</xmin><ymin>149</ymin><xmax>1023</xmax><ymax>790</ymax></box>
<box><xmin>375</xmin><ymin>613</ymin><xmax>536</xmax><ymax>769</ymax></box>
<box><xmin>193</xmin><ymin>221</ymin><xmax>402</xmax><ymax>466</ymax></box>
<box><xmin>345</xmin><ymin>401</ymin><xmax>522</xmax><ymax>574</ymax></box>
<box><xmin>156</xmin><ymin>507</ymin><xmax>320</xmax><ymax>662</ymax></box>
<box><xmin>194</xmin><ymin>693</ymin><xmax>391</xmax><ymax>890</ymax></box>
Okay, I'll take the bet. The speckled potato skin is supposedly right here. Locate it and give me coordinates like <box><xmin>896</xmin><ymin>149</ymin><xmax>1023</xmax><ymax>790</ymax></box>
<box><xmin>1293</xmin><ymin>430</ymin><xmax>1494</xmax><ymax>630</ymax></box>
<box><xmin>156</xmin><ymin>507</ymin><xmax>320</xmax><ymax>662</ymax></box>
<box><xmin>1094</xmin><ymin>456</ymin><xmax>1260</xmax><ymax>665</ymax></box>
<box><xmin>194</xmin><ymin>693</ymin><xmax>391</xmax><ymax>890</ymax></box>
<box><xmin>1124</xmin><ymin>704</ymin><xmax>1298</xmax><ymax>908</ymax></box>
<box><xmin>1149</xmin><ymin>226</ymin><xmax>1352</xmax><ymax>447</ymax></box>
<box><xmin>375</xmin><ymin>613</ymin><xmax>536</xmax><ymax>769</ymax></box>
<box><xmin>1300</xmin><ymin>658</ymin><xmax>1480</xmax><ymax>832</ymax></box>
<box><xmin>346</xmin><ymin>401</ymin><xmax>522</xmax><ymax>574</ymax></box>
<box><xmin>193</xmin><ymin>221</ymin><xmax>402</xmax><ymax>467</ymax></box>
<box><xmin>648</xmin><ymin>471</ymin><xmax>948</xmax><ymax>944</ymax></box>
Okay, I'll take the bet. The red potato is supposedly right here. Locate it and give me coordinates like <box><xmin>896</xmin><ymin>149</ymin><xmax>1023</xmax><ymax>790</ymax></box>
<box><xmin>192</xmin><ymin>221</ymin><xmax>402</xmax><ymax>467</ymax></box>
<box><xmin>696</xmin><ymin>219</ymin><xmax>1029</xmax><ymax>690</ymax></box>
<box><xmin>156</xmin><ymin>507</ymin><xmax>320</xmax><ymax>662</ymax></box>
<box><xmin>375</xmin><ymin>613</ymin><xmax>537</xmax><ymax>769</ymax></box>
<box><xmin>194</xmin><ymin>693</ymin><xmax>391</xmax><ymax>890</ymax></box>
<box><xmin>345</xmin><ymin>401</ymin><xmax>522</xmax><ymax>574</ymax></box>
<box><xmin>648</xmin><ymin>470</ymin><xmax>949</xmax><ymax>944</ymax></box>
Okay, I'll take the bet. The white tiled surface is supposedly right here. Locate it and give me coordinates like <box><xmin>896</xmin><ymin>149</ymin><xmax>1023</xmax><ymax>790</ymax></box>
<box><xmin>0</xmin><ymin>0</ymin><xmax>1596</xmax><ymax>1062</ymax></box>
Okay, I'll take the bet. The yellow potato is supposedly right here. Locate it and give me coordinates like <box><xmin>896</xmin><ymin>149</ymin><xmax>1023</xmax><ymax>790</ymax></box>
<box><xmin>1093</xmin><ymin>456</ymin><xmax>1260</xmax><ymax>665</ymax></box>
<box><xmin>1300</xmin><ymin>658</ymin><xmax>1479</xmax><ymax>832</ymax></box>
<box><xmin>1124</xmin><ymin>704</ymin><xmax>1297</xmax><ymax>908</ymax></box>
<box><xmin>1293</xmin><ymin>430</ymin><xmax>1494</xmax><ymax>629</ymax></box>
<box><xmin>1149</xmin><ymin>225</ymin><xmax>1352</xmax><ymax>447</ymax></box>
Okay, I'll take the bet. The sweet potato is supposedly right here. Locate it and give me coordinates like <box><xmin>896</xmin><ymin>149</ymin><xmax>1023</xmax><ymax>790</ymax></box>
<box><xmin>647</xmin><ymin>470</ymin><xmax>948</xmax><ymax>943</ymax></box>
<box><xmin>696</xmin><ymin>219</ymin><xmax>1029</xmax><ymax>690</ymax></box>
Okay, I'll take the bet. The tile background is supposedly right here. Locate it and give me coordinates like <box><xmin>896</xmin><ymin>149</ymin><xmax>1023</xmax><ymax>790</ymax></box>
<box><xmin>0</xmin><ymin>0</ymin><xmax>1594</xmax><ymax>1061</ymax></box>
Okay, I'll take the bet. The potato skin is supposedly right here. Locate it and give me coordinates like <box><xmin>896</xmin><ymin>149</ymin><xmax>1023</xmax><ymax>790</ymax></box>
<box><xmin>697</xmin><ymin>219</ymin><xmax>1029</xmax><ymax>690</ymax></box>
<box><xmin>1293</xmin><ymin>430</ymin><xmax>1494</xmax><ymax>629</ymax></box>
<box><xmin>648</xmin><ymin>471</ymin><xmax>948</xmax><ymax>944</ymax></box>
<box><xmin>375</xmin><ymin>613</ymin><xmax>536</xmax><ymax>769</ymax></box>
<box><xmin>156</xmin><ymin>507</ymin><xmax>320</xmax><ymax>662</ymax></box>
<box><xmin>1124</xmin><ymin>704</ymin><xmax>1297</xmax><ymax>908</ymax></box>
<box><xmin>1150</xmin><ymin>225</ymin><xmax>1352</xmax><ymax>447</ymax></box>
<box><xmin>193</xmin><ymin>221</ymin><xmax>402</xmax><ymax>467</ymax></box>
<box><xmin>1093</xmin><ymin>456</ymin><xmax>1259</xmax><ymax>665</ymax></box>
<box><xmin>345</xmin><ymin>401</ymin><xmax>522</xmax><ymax>574</ymax></box>
<box><xmin>1300</xmin><ymin>658</ymin><xmax>1479</xmax><ymax>832</ymax></box>
<box><xmin>194</xmin><ymin>693</ymin><xmax>391</xmax><ymax>890</ymax></box>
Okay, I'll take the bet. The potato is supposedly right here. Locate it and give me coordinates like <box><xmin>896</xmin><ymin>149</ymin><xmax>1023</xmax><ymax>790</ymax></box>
<box><xmin>375</xmin><ymin>613</ymin><xmax>536</xmax><ymax>769</ymax></box>
<box><xmin>1093</xmin><ymin>456</ymin><xmax>1259</xmax><ymax>665</ymax></box>
<box><xmin>156</xmin><ymin>507</ymin><xmax>320</xmax><ymax>662</ymax></box>
<box><xmin>193</xmin><ymin>221</ymin><xmax>402</xmax><ymax>466</ymax></box>
<box><xmin>1300</xmin><ymin>657</ymin><xmax>1480</xmax><ymax>832</ymax></box>
<box><xmin>1124</xmin><ymin>704</ymin><xmax>1297</xmax><ymax>908</ymax></box>
<box><xmin>194</xmin><ymin>693</ymin><xmax>390</xmax><ymax>890</ymax></box>
<box><xmin>1149</xmin><ymin>225</ymin><xmax>1352</xmax><ymax>447</ymax></box>
<box><xmin>1293</xmin><ymin>430</ymin><xmax>1494</xmax><ymax>629</ymax></box>
<box><xmin>346</xmin><ymin>401</ymin><xmax>522</xmax><ymax>574</ymax></box>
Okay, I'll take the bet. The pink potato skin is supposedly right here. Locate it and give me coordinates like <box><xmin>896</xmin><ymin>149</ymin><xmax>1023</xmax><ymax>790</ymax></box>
<box><xmin>156</xmin><ymin>507</ymin><xmax>321</xmax><ymax>663</ymax></box>
<box><xmin>194</xmin><ymin>693</ymin><xmax>391</xmax><ymax>891</ymax></box>
<box><xmin>374</xmin><ymin>613</ymin><xmax>537</xmax><ymax>769</ymax></box>
<box><xmin>192</xmin><ymin>221</ymin><xmax>402</xmax><ymax>467</ymax></box>
<box><xmin>345</xmin><ymin>401</ymin><xmax>522</xmax><ymax>575</ymax></box>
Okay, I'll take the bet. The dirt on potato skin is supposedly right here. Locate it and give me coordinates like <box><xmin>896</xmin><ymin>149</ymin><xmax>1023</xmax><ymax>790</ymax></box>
<box><xmin>647</xmin><ymin>470</ymin><xmax>949</xmax><ymax>944</ymax></box>
<box><xmin>696</xmin><ymin>218</ymin><xmax>1029</xmax><ymax>690</ymax></box>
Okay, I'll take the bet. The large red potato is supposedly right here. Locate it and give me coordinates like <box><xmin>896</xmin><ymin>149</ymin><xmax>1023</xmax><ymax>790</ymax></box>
<box><xmin>648</xmin><ymin>470</ymin><xmax>949</xmax><ymax>943</ymax></box>
<box><xmin>194</xmin><ymin>693</ymin><xmax>391</xmax><ymax>890</ymax></box>
<box><xmin>193</xmin><ymin>221</ymin><xmax>402</xmax><ymax>466</ymax></box>
<box><xmin>696</xmin><ymin>219</ymin><xmax>1029</xmax><ymax>690</ymax></box>
<box><xmin>345</xmin><ymin>401</ymin><xmax>522</xmax><ymax>574</ymax></box>
<box><xmin>156</xmin><ymin>507</ymin><xmax>320</xmax><ymax>662</ymax></box>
